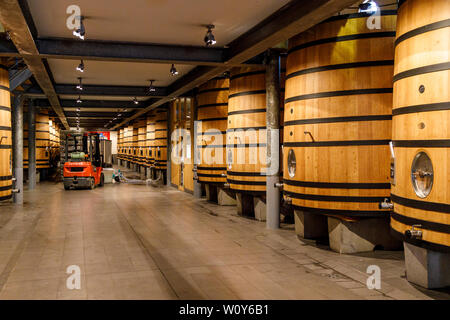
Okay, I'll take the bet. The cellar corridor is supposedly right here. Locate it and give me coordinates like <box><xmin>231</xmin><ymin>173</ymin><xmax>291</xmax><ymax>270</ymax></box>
<box><xmin>0</xmin><ymin>168</ymin><xmax>446</xmax><ymax>300</ymax></box>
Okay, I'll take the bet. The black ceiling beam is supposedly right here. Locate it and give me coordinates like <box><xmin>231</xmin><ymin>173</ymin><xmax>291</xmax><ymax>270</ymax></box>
<box><xmin>35</xmin><ymin>38</ymin><xmax>235</xmax><ymax>66</ymax></box>
<box><xmin>65</xmin><ymin>112</ymin><xmax>123</xmax><ymax>117</ymax></box>
<box><xmin>9</xmin><ymin>66</ymin><xmax>32</xmax><ymax>91</ymax></box>
<box><xmin>55</xmin><ymin>84</ymin><xmax>166</xmax><ymax>97</ymax></box>
<box><xmin>35</xmin><ymin>98</ymin><xmax>158</xmax><ymax>109</ymax></box>
<box><xmin>27</xmin><ymin>84</ymin><xmax>167</xmax><ymax>97</ymax></box>
<box><xmin>0</xmin><ymin>39</ymin><xmax>19</xmax><ymax>56</ymax></box>
<box><xmin>0</xmin><ymin>37</ymin><xmax>265</xmax><ymax>66</ymax></box>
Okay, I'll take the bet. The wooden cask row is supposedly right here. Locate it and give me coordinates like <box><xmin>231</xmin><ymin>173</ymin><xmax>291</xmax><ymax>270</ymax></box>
<box><xmin>227</xmin><ymin>67</ymin><xmax>267</xmax><ymax>194</ymax></box>
<box><xmin>390</xmin><ymin>0</ymin><xmax>450</xmax><ymax>252</ymax></box>
<box><xmin>283</xmin><ymin>6</ymin><xmax>397</xmax><ymax>218</ymax></box>
<box><xmin>117</xmin><ymin>128</ymin><xmax>123</xmax><ymax>160</ymax></box>
<box><xmin>24</xmin><ymin>110</ymin><xmax>50</xmax><ymax>169</ymax></box>
<box><xmin>154</xmin><ymin>107</ymin><xmax>168</xmax><ymax>170</ymax></box>
<box><xmin>126</xmin><ymin>125</ymin><xmax>133</xmax><ymax>161</ymax></box>
<box><xmin>137</xmin><ymin>119</ymin><xmax>147</xmax><ymax>166</ymax></box>
<box><xmin>0</xmin><ymin>59</ymin><xmax>12</xmax><ymax>202</ymax></box>
<box><xmin>131</xmin><ymin>125</ymin><xmax>139</xmax><ymax>163</ymax></box>
<box><xmin>280</xmin><ymin>54</ymin><xmax>286</xmax><ymax>175</ymax></box>
<box><xmin>146</xmin><ymin>111</ymin><xmax>156</xmax><ymax>166</ymax></box>
<box><xmin>196</xmin><ymin>76</ymin><xmax>229</xmax><ymax>184</ymax></box>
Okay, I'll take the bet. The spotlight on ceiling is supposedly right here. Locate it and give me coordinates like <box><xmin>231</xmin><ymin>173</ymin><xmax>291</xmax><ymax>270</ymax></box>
<box><xmin>358</xmin><ymin>0</ymin><xmax>378</xmax><ymax>13</ymax></box>
<box><xmin>76</xmin><ymin>96</ymin><xmax>82</xmax><ymax>104</ymax></box>
<box><xmin>76</xmin><ymin>77</ymin><xmax>83</xmax><ymax>91</ymax></box>
<box><xmin>76</xmin><ymin>60</ymin><xmax>84</xmax><ymax>72</ymax></box>
<box><xmin>170</xmin><ymin>64</ymin><xmax>179</xmax><ymax>76</ymax></box>
<box><xmin>73</xmin><ymin>16</ymin><xmax>86</xmax><ymax>40</ymax></box>
<box><xmin>76</xmin><ymin>107</ymin><xmax>81</xmax><ymax>112</ymax></box>
<box><xmin>148</xmin><ymin>80</ymin><xmax>156</xmax><ymax>93</ymax></box>
<box><xmin>133</xmin><ymin>97</ymin><xmax>139</xmax><ymax>105</ymax></box>
<box><xmin>204</xmin><ymin>24</ymin><xmax>216</xmax><ymax>46</ymax></box>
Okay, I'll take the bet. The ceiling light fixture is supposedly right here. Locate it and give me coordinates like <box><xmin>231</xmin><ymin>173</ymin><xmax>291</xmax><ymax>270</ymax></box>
<box><xmin>170</xmin><ymin>64</ymin><xmax>179</xmax><ymax>76</ymax></box>
<box><xmin>76</xmin><ymin>96</ymin><xmax>82</xmax><ymax>104</ymax></box>
<box><xmin>359</xmin><ymin>0</ymin><xmax>378</xmax><ymax>13</ymax></box>
<box><xmin>76</xmin><ymin>77</ymin><xmax>83</xmax><ymax>91</ymax></box>
<box><xmin>76</xmin><ymin>60</ymin><xmax>84</xmax><ymax>72</ymax></box>
<box><xmin>148</xmin><ymin>80</ymin><xmax>156</xmax><ymax>93</ymax></box>
<box><xmin>73</xmin><ymin>16</ymin><xmax>86</xmax><ymax>40</ymax></box>
<box><xmin>204</xmin><ymin>24</ymin><xmax>216</xmax><ymax>46</ymax></box>
<box><xmin>133</xmin><ymin>97</ymin><xmax>139</xmax><ymax>105</ymax></box>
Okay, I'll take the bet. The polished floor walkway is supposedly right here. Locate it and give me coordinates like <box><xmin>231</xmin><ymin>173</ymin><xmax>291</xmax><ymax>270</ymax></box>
<box><xmin>0</xmin><ymin>173</ymin><xmax>448</xmax><ymax>300</ymax></box>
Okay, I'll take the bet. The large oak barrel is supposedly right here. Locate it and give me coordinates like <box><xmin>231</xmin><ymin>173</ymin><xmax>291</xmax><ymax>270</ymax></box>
<box><xmin>283</xmin><ymin>6</ymin><xmax>397</xmax><ymax>218</ymax></box>
<box><xmin>146</xmin><ymin>111</ymin><xmax>156</xmax><ymax>167</ymax></box>
<box><xmin>0</xmin><ymin>60</ymin><xmax>12</xmax><ymax>202</ymax></box>
<box><xmin>196</xmin><ymin>76</ymin><xmax>229</xmax><ymax>184</ymax></box>
<box><xmin>24</xmin><ymin>109</ymin><xmax>50</xmax><ymax>169</ymax></box>
<box><xmin>390</xmin><ymin>0</ymin><xmax>450</xmax><ymax>251</ymax></box>
<box><xmin>137</xmin><ymin>119</ymin><xmax>146</xmax><ymax>166</ymax></box>
<box><xmin>125</xmin><ymin>125</ymin><xmax>133</xmax><ymax>162</ymax></box>
<box><xmin>131</xmin><ymin>125</ymin><xmax>139</xmax><ymax>164</ymax></box>
<box><xmin>227</xmin><ymin>67</ymin><xmax>267</xmax><ymax>194</ymax></box>
<box><xmin>154</xmin><ymin>107</ymin><xmax>168</xmax><ymax>170</ymax></box>
<box><xmin>117</xmin><ymin>128</ymin><xmax>124</xmax><ymax>160</ymax></box>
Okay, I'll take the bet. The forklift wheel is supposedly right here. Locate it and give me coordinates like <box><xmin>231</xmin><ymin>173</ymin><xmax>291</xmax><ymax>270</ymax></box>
<box><xmin>64</xmin><ymin>185</ymin><xmax>70</xmax><ymax>190</ymax></box>
<box><xmin>90</xmin><ymin>178</ymin><xmax>95</xmax><ymax>190</ymax></box>
<box><xmin>99</xmin><ymin>174</ymin><xmax>104</xmax><ymax>187</ymax></box>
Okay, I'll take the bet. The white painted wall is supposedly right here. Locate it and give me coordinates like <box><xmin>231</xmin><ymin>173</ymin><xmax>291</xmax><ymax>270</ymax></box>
<box><xmin>110</xmin><ymin>131</ymin><xmax>118</xmax><ymax>155</ymax></box>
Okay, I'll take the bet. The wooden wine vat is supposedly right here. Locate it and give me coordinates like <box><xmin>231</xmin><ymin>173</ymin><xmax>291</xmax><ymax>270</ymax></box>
<box><xmin>24</xmin><ymin>109</ymin><xmax>50</xmax><ymax>169</ymax></box>
<box><xmin>280</xmin><ymin>54</ymin><xmax>286</xmax><ymax>175</ymax></box>
<box><xmin>118</xmin><ymin>128</ymin><xmax>124</xmax><ymax>160</ymax></box>
<box><xmin>227</xmin><ymin>67</ymin><xmax>267</xmax><ymax>194</ymax></box>
<box><xmin>137</xmin><ymin>119</ymin><xmax>147</xmax><ymax>166</ymax></box>
<box><xmin>154</xmin><ymin>107</ymin><xmax>168</xmax><ymax>170</ymax></box>
<box><xmin>283</xmin><ymin>5</ymin><xmax>397</xmax><ymax>218</ymax></box>
<box><xmin>196</xmin><ymin>76</ymin><xmax>229</xmax><ymax>185</ymax></box>
<box><xmin>0</xmin><ymin>59</ymin><xmax>12</xmax><ymax>202</ymax></box>
<box><xmin>146</xmin><ymin>111</ymin><xmax>156</xmax><ymax>167</ymax></box>
<box><xmin>126</xmin><ymin>125</ymin><xmax>133</xmax><ymax>161</ymax></box>
<box><xmin>390</xmin><ymin>0</ymin><xmax>450</xmax><ymax>252</ymax></box>
<box><xmin>131</xmin><ymin>125</ymin><xmax>138</xmax><ymax>164</ymax></box>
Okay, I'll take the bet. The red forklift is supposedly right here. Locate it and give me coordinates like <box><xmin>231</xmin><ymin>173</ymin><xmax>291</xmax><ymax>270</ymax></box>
<box><xmin>62</xmin><ymin>132</ymin><xmax>105</xmax><ymax>190</ymax></box>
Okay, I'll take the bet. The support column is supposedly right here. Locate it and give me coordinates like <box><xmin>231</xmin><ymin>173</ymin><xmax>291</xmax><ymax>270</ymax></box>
<box><xmin>265</xmin><ymin>50</ymin><xmax>281</xmax><ymax>230</ymax></box>
<box><xmin>12</xmin><ymin>94</ymin><xmax>24</xmax><ymax>204</ymax></box>
<box><xmin>166</xmin><ymin>104</ymin><xmax>171</xmax><ymax>186</ymax></box>
<box><xmin>192</xmin><ymin>95</ymin><xmax>202</xmax><ymax>198</ymax></box>
<box><xmin>28</xmin><ymin>99</ymin><xmax>36</xmax><ymax>189</ymax></box>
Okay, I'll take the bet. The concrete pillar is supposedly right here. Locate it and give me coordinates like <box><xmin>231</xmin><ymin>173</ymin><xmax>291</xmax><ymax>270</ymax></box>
<box><xmin>294</xmin><ymin>210</ymin><xmax>328</xmax><ymax>239</ymax></box>
<box><xmin>236</xmin><ymin>193</ymin><xmax>254</xmax><ymax>217</ymax></box>
<box><xmin>28</xmin><ymin>99</ymin><xmax>36</xmax><ymax>190</ymax></box>
<box><xmin>254</xmin><ymin>197</ymin><xmax>266</xmax><ymax>222</ymax></box>
<box><xmin>328</xmin><ymin>217</ymin><xmax>401</xmax><ymax>254</ymax></box>
<box><xmin>404</xmin><ymin>242</ymin><xmax>450</xmax><ymax>289</ymax></box>
<box><xmin>265</xmin><ymin>50</ymin><xmax>281</xmax><ymax>229</ymax></box>
<box><xmin>192</xmin><ymin>99</ymin><xmax>202</xmax><ymax>198</ymax></box>
<box><xmin>12</xmin><ymin>94</ymin><xmax>24</xmax><ymax>204</ymax></box>
<box><xmin>193</xmin><ymin>178</ymin><xmax>202</xmax><ymax>198</ymax></box>
<box><xmin>218</xmin><ymin>188</ymin><xmax>236</xmax><ymax>206</ymax></box>
<box><xmin>166</xmin><ymin>104</ymin><xmax>171</xmax><ymax>186</ymax></box>
<box><xmin>205</xmin><ymin>184</ymin><xmax>218</xmax><ymax>203</ymax></box>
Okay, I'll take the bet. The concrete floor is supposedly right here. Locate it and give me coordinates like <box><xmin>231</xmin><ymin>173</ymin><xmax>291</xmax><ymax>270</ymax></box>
<box><xmin>0</xmin><ymin>170</ymin><xmax>448</xmax><ymax>300</ymax></box>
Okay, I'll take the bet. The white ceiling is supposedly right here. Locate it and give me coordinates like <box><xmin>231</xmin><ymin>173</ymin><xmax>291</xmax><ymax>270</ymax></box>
<box><xmin>59</xmin><ymin>94</ymin><xmax>149</xmax><ymax>101</ymax></box>
<box><xmin>27</xmin><ymin>0</ymin><xmax>291</xmax><ymax>46</ymax></box>
<box><xmin>47</xmin><ymin>58</ymin><xmax>193</xmax><ymax>86</ymax></box>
